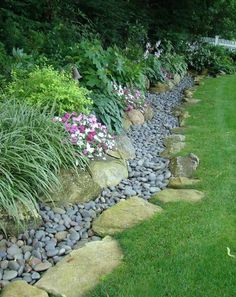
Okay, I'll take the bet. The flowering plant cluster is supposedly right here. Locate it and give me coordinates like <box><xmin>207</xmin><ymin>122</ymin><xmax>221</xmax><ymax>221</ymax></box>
<box><xmin>112</xmin><ymin>83</ymin><xmax>146</xmax><ymax>112</ymax></box>
<box><xmin>54</xmin><ymin>113</ymin><xmax>115</xmax><ymax>159</ymax></box>
<box><xmin>144</xmin><ymin>40</ymin><xmax>163</xmax><ymax>59</ymax></box>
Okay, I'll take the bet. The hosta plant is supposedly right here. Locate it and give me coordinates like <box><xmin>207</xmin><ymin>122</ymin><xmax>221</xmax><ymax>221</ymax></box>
<box><xmin>54</xmin><ymin>112</ymin><xmax>115</xmax><ymax>160</ymax></box>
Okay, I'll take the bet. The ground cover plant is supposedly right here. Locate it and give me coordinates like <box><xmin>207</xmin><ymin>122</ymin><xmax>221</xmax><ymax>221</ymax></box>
<box><xmin>0</xmin><ymin>100</ymin><xmax>77</xmax><ymax>228</ymax></box>
<box><xmin>85</xmin><ymin>75</ymin><xmax>236</xmax><ymax>297</ymax></box>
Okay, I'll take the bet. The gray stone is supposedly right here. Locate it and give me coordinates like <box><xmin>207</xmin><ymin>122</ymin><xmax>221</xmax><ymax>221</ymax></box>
<box><xmin>8</xmin><ymin>261</ymin><xmax>20</xmax><ymax>271</ymax></box>
<box><xmin>34</xmin><ymin>261</ymin><xmax>52</xmax><ymax>272</ymax></box>
<box><xmin>3</xmin><ymin>270</ymin><xmax>18</xmax><ymax>281</ymax></box>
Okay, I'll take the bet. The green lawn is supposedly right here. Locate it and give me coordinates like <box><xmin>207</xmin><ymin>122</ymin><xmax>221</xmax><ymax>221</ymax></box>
<box><xmin>86</xmin><ymin>75</ymin><xmax>236</xmax><ymax>297</ymax></box>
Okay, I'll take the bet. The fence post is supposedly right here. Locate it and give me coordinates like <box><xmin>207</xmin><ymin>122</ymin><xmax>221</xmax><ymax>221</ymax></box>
<box><xmin>215</xmin><ymin>35</ymin><xmax>219</xmax><ymax>45</ymax></box>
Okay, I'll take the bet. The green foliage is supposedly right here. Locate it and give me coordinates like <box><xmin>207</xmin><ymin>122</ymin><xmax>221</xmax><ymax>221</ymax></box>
<box><xmin>160</xmin><ymin>41</ymin><xmax>188</xmax><ymax>78</ymax></box>
<box><xmin>144</xmin><ymin>55</ymin><xmax>165</xmax><ymax>85</ymax></box>
<box><xmin>66</xmin><ymin>38</ymin><xmax>114</xmax><ymax>92</ymax></box>
<box><xmin>186</xmin><ymin>42</ymin><xmax>236</xmax><ymax>74</ymax></box>
<box><xmin>106</xmin><ymin>46</ymin><xmax>146</xmax><ymax>89</ymax></box>
<box><xmin>92</xmin><ymin>92</ymin><xmax>124</xmax><ymax>133</ymax></box>
<box><xmin>0</xmin><ymin>100</ymin><xmax>77</xmax><ymax>229</ymax></box>
<box><xmin>66</xmin><ymin>38</ymin><xmax>146</xmax><ymax>93</ymax></box>
<box><xmin>1</xmin><ymin>66</ymin><xmax>92</xmax><ymax>114</ymax></box>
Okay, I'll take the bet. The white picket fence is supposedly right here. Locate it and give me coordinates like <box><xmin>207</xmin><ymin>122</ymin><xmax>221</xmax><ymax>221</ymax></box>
<box><xmin>202</xmin><ymin>36</ymin><xmax>236</xmax><ymax>51</ymax></box>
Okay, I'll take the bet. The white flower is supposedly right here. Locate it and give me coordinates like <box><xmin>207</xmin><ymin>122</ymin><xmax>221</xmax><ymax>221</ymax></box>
<box><xmin>144</xmin><ymin>50</ymin><xmax>149</xmax><ymax>59</ymax></box>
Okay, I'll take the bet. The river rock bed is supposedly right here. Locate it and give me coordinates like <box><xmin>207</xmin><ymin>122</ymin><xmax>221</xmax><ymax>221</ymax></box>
<box><xmin>0</xmin><ymin>76</ymin><xmax>193</xmax><ymax>288</ymax></box>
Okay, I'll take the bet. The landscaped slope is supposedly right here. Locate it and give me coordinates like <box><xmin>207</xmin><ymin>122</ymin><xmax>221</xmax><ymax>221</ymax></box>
<box><xmin>86</xmin><ymin>75</ymin><xmax>236</xmax><ymax>297</ymax></box>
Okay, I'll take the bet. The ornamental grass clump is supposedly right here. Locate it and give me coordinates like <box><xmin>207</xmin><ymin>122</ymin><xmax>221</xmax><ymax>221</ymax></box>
<box><xmin>0</xmin><ymin>100</ymin><xmax>78</xmax><ymax>229</ymax></box>
<box><xmin>54</xmin><ymin>112</ymin><xmax>115</xmax><ymax>160</ymax></box>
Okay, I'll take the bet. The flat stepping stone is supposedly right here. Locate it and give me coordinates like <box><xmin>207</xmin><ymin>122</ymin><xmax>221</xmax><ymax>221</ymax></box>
<box><xmin>151</xmin><ymin>189</ymin><xmax>204</xmax><ymax>203</ymax></box>
<box><xmin>168</xmin><ymin>177</ymin><xmax>200</xmax><ymax>189</ymax></box>
<box><xmin>35</xmin><ymin>236</ymin><xmax>123</xmax><ymax>297</ymax></box>
<box><xmin>92</xmin><ymin>197</ymin><xmax>163</xmax><ymax>237</ymax></box>
<box><xmin>1</xmin><ymin>280</ymin><xmax>48</xmax><ymax>297</ymax></box>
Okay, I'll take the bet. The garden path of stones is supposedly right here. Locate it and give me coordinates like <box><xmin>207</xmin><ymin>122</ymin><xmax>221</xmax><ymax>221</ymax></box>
<box><xmin>0</xmin><ymin>77</ymin><xmax>193</xmax><ymax>289</ymax></box>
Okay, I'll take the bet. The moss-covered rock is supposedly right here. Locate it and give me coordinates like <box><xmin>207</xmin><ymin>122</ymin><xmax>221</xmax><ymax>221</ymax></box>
<box><xmin>36</xmin><ymin>236</ymin><xmax>123</xmax><ymax>297</ymax></box>
<box><xmin>92</xmin><ymin>197</ymin><xmax>163</xmax><ymax>236</ymax></box>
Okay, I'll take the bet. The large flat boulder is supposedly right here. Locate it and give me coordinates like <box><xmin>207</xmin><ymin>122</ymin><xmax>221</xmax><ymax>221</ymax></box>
<box><xmin>151</xmin><ymin>189</ymin><xmax>204</xmax><ymax>203</ymax></box>
<box><xmin>170</xmin><ymin>153</ymin><xmax>199</xmax><ymax>177</ymax></box>
<box><xmin>92</xmin><ymin>197</ymin><xmax>163</xmax><ymax>236</ymax></box>
<box><xmin>48</xmin><ymin>169</ymin><xmax>101</xmax><ymax>205</ymax></box>
<box><xmin>168</xmin><ymin>177</ymin><xmax>200</xmax><ymax>189</ymax></box>
<box><xmin>36</xmin><ymin>236</ymin><xmax>123</xmax><ymax>297</ymax></box>
<box><xmin>90</xmin><ymin>158</ymin><xmax>128</xmax><ymax>188</ymax></box>
<box><xmin>1</xmin><ymin>281</ymin><xmax>48</xmax><ymax>297</ymax></box>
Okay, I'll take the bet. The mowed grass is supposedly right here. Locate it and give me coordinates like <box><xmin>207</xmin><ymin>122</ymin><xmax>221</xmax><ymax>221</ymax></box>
<box><xmin>86</xmin><ymin>75</ymin><xmax>236</xmax><ymax>297</ymax></box>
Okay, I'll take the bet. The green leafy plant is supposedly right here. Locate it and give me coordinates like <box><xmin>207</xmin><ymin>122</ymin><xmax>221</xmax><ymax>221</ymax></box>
<box><xmin>1</xmin><ymin>66</ymin><xmax>92</xmax><ymax>114</ymax></box>
<box><xmin>92</xmin><ymin>92</ymin><xmax>124</xmax><ymax>133</ymax></box>
<box><xmin>0</xmin><ymin>100</ymin><xmax>78</xmax><ymax>230</ymax></box>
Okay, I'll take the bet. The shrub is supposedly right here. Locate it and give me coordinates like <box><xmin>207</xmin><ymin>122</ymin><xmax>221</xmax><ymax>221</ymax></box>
<box><xmin>92</xmin><ymin>92</ymin><xmax>125</xmax><ymax>133</ymax></box>
<box><xmin>65</xmin><ymin>38</ymin><xmax>146</xmax><ymax>93</ymax></box>
<box><xmin>0</xmin><ymin>100</ymin><xmax>78</xmax><ymax>229</ymax></box>
<box><xmin>106</xmin><ymin>46</ymin><xmax>146</xmax><ymax>89</ymax></box>
<box><xmin>65</xmin><ymin>38</ymin><xmax>114</xmax><ymax>92</ymax></box>
<box><xmin>54</xmin><ymin>112</ymin><xmax>115</xmax><ymax>159</ymax></box>
<box><xmin>1</xmin><ymin>66</ymin><xmax>92</xmax><ymax>114</ymax></box>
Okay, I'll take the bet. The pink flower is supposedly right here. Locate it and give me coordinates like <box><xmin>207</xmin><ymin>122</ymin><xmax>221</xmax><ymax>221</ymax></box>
<box><xmin>87</xmin><ymin>131</ymin><xmax>96</xmax><ymax>142</ymax></box>
<box><xmin>65</xmin><ymin>123</ymin><xmax>71</xmax><ymax>131</ymax></box>
<box><xmin>70</xmin><ymin>125</ymin><xmax>78</xmax><ymax>133</ymax></box>
<box><xmin>79</xmin><ymin>125</ymin><xmax>86</xmax><ymax>133</ymax></box>
<box><xmin>72</xmin><ymin>114</ymin><xmax>83</xmax><ymax>122</ymax></box>
<box><xmin>83</xmin><ymin>149</ymin><xmax>88</xmax><ymax>155</ymax></box>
